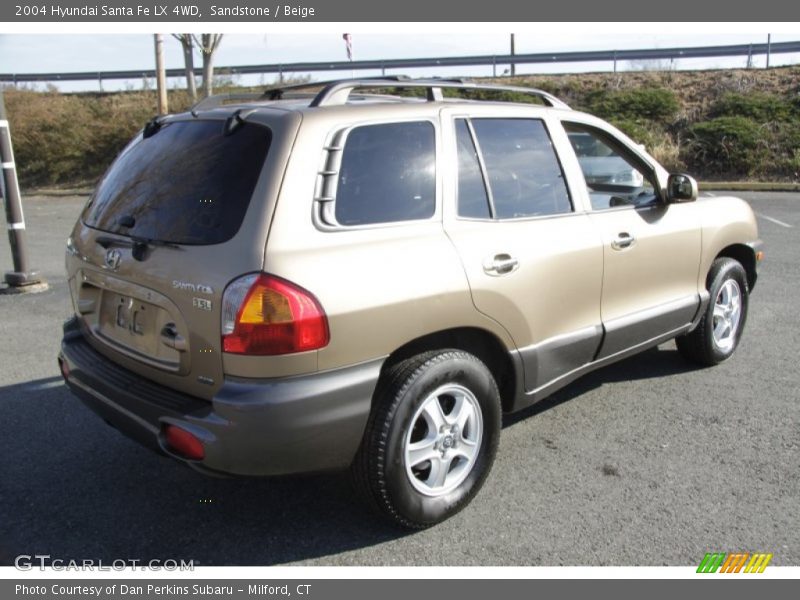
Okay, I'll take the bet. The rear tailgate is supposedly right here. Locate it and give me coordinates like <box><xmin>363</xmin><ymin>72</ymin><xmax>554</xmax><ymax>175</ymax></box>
<box><xmin>65</xmin><ymin>111</ymin><xmax>300</xmax><ymax>400</ymax></box>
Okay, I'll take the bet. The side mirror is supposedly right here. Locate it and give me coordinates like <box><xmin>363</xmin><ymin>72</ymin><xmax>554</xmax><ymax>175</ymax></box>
<box><xmin>667</xmin><ymin>173</ymin><xmax>698</xmax><ymax>203</ymax></box>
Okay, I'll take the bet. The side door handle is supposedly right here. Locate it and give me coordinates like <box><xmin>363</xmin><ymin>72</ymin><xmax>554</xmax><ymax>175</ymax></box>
<box><xmin>483</xmin><ymin>253</ymin><xmax>519</xmax><ymax>276</ymax></box>
<box><xmin>611</xmin><ymin>232</ymin><xmax>636</xmax><ymax>251</ymax></box>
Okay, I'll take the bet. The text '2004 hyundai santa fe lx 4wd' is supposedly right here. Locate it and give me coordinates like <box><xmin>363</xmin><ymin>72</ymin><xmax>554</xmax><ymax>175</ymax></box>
<box><xmin>59</xmin><ymin>77</ymin><xmax>763</xmax><ymax>528</ymax></box>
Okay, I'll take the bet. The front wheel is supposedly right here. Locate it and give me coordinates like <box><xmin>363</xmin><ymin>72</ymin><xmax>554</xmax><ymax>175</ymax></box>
<box><xmin>676</xmin><ymin>257</ymin><xmax>749</xmax><ymax>366</ymax></box>
<box><xmin>350</xmin><ymin>350</ymin><xmax>501</xmax><ymax>529</ymax></box>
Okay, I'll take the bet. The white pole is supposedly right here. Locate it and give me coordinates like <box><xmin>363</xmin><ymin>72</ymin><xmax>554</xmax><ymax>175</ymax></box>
<box><xmin>154</xmin><ymin>34</ymin><xmax>168</xmax><ymax>115</ymax></box>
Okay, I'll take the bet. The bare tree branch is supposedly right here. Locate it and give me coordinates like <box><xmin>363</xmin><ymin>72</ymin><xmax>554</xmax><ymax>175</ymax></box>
<box><xmin>193</xmin><ymin>34</ymin><xmax>224</xmax><ymax>98</ymax></box>
<box><xmin>172</xmin><ymin>34</ymin><xmax>197</xmax><ymax>102</ymax></box>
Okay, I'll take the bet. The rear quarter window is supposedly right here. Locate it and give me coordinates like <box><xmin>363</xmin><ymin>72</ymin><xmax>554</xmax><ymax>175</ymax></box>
<box><xmin>83</xmin><ymin>119</ymin><xmax>271</xmax><ymax>245</ymax></box>
<box><xmin>334</xmin><ymin>121</ymin><xmax>436</xmax><ymax>226</ymax></box>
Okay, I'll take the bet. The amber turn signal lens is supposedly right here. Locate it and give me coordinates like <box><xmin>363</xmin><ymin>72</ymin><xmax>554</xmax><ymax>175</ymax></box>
<box><xmin>221</xmin><ymin>274</ymin><xmax>329</xmax><ymax>355</ymax></box>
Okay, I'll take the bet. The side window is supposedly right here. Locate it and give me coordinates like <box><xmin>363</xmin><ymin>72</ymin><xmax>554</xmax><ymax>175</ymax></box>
<box><xmin>335</xmin><ymin>121</ymin><xmax>436</xmax><ymax>226</ymax></box>
<box><xmin>470</xmin><ymin>118</ymin><xmax>572</xmax><ymax>219</ymax></box>
<box><xmin>455</xmin><ymin>119</ymin><xmax>491</xmax><ymax>219</ymax></box>
<box><xmin>563</xmin><ymin>122</ymin><xmax>657</xmax><ymax>210</ymax></box>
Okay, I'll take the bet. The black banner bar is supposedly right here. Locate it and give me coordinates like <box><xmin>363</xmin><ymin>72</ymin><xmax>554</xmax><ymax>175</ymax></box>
<box><xmin>3</xmin><ymin>579</ymin><xmax>798</xmax><ymax>600</ymax></box>
<box><xmin>0</xmin><ymin>0</ymin><xmax>796</xmax><ymax>22</ymax></box>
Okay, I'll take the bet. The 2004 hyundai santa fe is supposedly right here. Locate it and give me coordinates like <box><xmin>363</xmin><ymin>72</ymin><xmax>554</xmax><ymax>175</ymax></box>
<box><xmin>59</xmin><ymin>77</ymin><xmax>763</xmax><ymax>528</ymax></box>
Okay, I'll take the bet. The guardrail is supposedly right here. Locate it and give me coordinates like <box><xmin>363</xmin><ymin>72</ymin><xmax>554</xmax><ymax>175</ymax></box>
<box><xmin>1</xmin><ymin>40</ymin><xmax>799</xmax><ymax>85</ymax></box>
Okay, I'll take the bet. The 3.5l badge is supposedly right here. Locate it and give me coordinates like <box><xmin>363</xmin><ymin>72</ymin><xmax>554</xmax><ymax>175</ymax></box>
<box><xmin>193</xmin><ymin>297</ymin><xmax>212</xmax><ymax>311</ymax></box>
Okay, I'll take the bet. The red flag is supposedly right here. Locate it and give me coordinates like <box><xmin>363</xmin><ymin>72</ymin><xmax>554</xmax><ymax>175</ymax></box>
<box><xmin>342</xmin><ymin>33</ymin><xmax>353</xmax><ymax>61</ymax></box>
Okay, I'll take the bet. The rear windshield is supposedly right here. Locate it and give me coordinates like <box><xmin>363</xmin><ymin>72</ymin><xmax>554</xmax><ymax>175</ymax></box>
<box><xmin>82</xmin><ymin>119</ymin><xmax>271</xmax><ymax>245</ymax></box>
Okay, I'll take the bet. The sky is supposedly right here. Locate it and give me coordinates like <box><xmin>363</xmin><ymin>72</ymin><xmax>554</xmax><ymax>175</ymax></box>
<box><xmin>1</xmin><ymin>31</ymin><xmax>799</xmax><ymax>92</ymax></box>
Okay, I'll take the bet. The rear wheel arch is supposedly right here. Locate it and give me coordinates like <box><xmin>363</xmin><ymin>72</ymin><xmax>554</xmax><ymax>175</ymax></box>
<box><xmin>377</xmin><ymin>327</ymin><xmax>517</xmax><ymax>414</ymax></box>
<box><xmin>352</xmin><ymin>348</ymin><xmax>502</xmax><ymax>528</ymax></box>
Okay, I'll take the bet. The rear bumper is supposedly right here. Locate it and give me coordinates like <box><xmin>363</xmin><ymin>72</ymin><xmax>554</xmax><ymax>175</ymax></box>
<box><xmin>59</xmin><ymin>317</ymin><xmax>382</xmax><ymax>477</ymax></box>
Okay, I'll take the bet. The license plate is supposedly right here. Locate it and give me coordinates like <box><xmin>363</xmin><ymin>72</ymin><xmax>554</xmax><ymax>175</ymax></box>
<box><xmin>115</xmin><ymin>296</ymin><xmax>146</xmax><ymax>335</ymax></box>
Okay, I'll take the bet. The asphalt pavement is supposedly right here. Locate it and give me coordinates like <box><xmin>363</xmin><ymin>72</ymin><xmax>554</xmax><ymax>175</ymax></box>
<box><xmin>0</xmin><ymin>192</ymin><xmax>797</xmax><ymax>566</ymax></box>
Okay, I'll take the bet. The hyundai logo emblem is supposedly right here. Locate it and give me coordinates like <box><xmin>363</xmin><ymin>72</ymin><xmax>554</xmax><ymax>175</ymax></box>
<box><xmin>105</xmin><ymin>248</ymin><xmax>122</xmax><ymax>270</ymax></box>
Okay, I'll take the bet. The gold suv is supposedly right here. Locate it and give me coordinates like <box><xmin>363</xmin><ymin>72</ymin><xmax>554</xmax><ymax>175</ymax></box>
<box><xmin>59</xmin><ymin>77</ymin><xmax>763</xmax><ymax>528</ymax></box>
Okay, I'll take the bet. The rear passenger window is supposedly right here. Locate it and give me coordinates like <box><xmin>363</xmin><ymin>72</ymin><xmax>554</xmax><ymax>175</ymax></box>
<box><xmin>335</xmin><ymin>121</ymin><xmax>436</xmax><ymax>226</ymax></box>
<box><xmin>470</xmin><ymin>118</ymin><xmax>572</xmax><ymax>219</ymax></box>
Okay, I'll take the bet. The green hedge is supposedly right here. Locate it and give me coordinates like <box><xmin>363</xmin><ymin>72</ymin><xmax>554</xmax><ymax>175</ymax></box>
<box><xmin>685</xmin><ymin>105</ymin><xmax>800</xmax><ymax>178</ymax></box>
<box><xmin>709</xmin><ymin>92</ymin><xmax>796</xmax><ymax>122</ymax></box>
<box><xmin>686</xmin><ymin>116</ymin><xmax>765</xmax><ymax>175</ymax></box>
<box><xmin>580</xmin><ymin>87</ymin><xmax>680</xmax><ymax>123</ymax></box>
<box><xmin>4</xmin><ymin>88</ymin><xmax>191</xmax><ymax>187</ymax></box>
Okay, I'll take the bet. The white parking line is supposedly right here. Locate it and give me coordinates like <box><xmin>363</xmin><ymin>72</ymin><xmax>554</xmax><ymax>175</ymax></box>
<box><xmin>756</xmin><ymin>213</ymin><xmax>793</xmax><ymax>228</ymax></box>
<box><xmin>24</xmin><ymin>380</ymin><xmax>63</xmax><ymax>392</ymax></box>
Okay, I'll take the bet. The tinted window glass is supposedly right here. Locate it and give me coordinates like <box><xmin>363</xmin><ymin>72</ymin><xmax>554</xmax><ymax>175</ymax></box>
<box><xmin>471</xmin><ymin>119</ymin><xmax>571</xmax><ymax>219</ymax></box>
<box><xmin>336</xmin><ymin>122</ymin><xmax>436</xmax><ymax>226</ymax></box>
<box><xmin>564</xmin><ymin>123</ymin><xmax>657</xmax><ymax>210</ymax></box>
<box><xmin>83</xmin><ymin>120</ymin><xmax>271</xmax><ymax>245</ymax></box>
<box><xmin>83</xmin><ymin>121</ymin><xmax>271</xmax><ymax>244</ymax></box>
<box><xmin>456</xmin><ymin>119</ymin><xmax>491</xmax><ymax>219</ymax></box>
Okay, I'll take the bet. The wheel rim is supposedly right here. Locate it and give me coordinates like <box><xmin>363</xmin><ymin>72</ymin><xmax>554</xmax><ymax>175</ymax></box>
<box><xmin>712</xmin><ymin>278</ymin><xmax>742</xmax><ymax>351</ymax></box>
<box><xmin>403</xmin><ymin>384</ymin><xmax>483</xmax><ymax>497</ymax></box>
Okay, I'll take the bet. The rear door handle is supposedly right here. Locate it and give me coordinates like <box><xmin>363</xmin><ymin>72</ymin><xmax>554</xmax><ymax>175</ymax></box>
<box><xmin>611</xmin><ymin>232</ymin><xmax>636</xmax><ymax>250</ymax></box>
<box><xmin>483</xmin><ymin>253</ymin><xmax>519</xmax><ymax>276</ymax></box>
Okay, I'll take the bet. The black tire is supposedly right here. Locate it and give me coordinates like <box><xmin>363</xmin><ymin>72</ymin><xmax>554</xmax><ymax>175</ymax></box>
<box><xmin>350</xmin><ymin>350</ymin><xmax>501</xmax><ymax>529</ymax></box>
<box><xmin>676</xmin><ymin>257</ymin><xmax>749</xmax><ymax>366</ymax></box>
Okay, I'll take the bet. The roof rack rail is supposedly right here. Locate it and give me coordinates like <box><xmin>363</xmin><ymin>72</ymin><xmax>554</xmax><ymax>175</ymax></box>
<box><xmin>261</xmin><ymin>75</ymin><xmax>437</xmax><ymax>99</ymax></box>
<box><xmin>307</xmin><ymin>77</ymin><xmax>571</xmax><ymax>109</ymax></box>
<box><xmin>191</xmin><ymin>76</ymin><xmax>570</xmax><ymax>112</ymax></box>
<box><xmin>191</xmin><ymin>77</ymin><xmax>418</xmax><ymax>111</ymax></box>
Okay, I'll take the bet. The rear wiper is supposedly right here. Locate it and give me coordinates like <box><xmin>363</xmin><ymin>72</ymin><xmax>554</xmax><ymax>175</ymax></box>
<box><xmin>96</xmin><ymin>234</ymin><xmax>180</xmax><ymax>261</ymax></box>
<box><xmin>96</xmin><ymin>235</ymin><xmax>134</xmax><ymax>249</ymax></box>
<box><xmin>97</xmin><ymin>235</ymin><xmax>180</xmax><ymax>249</ymax></box>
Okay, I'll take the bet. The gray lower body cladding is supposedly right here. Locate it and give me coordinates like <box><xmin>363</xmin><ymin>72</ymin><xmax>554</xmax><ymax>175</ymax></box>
<box><xmin>59</xmin><ymin>318</ymin><xmax>382</xmax><ymax>477</ymax></box>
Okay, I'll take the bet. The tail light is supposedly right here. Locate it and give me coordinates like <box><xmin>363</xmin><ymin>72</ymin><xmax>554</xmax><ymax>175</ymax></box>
<box><xmin>221</xmin><ymin>273</ymin><xmax>329</xmax><ymax>355</ymax></box>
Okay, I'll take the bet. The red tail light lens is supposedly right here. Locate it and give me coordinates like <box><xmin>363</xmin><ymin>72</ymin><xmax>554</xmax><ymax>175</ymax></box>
<box><xmin>164</xmin><ymin>425</ymin><xmax>205</xmax><ymax>460</ymax></box>
<box><xmin>221</xmin><ymin>273</ymin><xmax>329</xmax><ymax>355</ymax></box>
